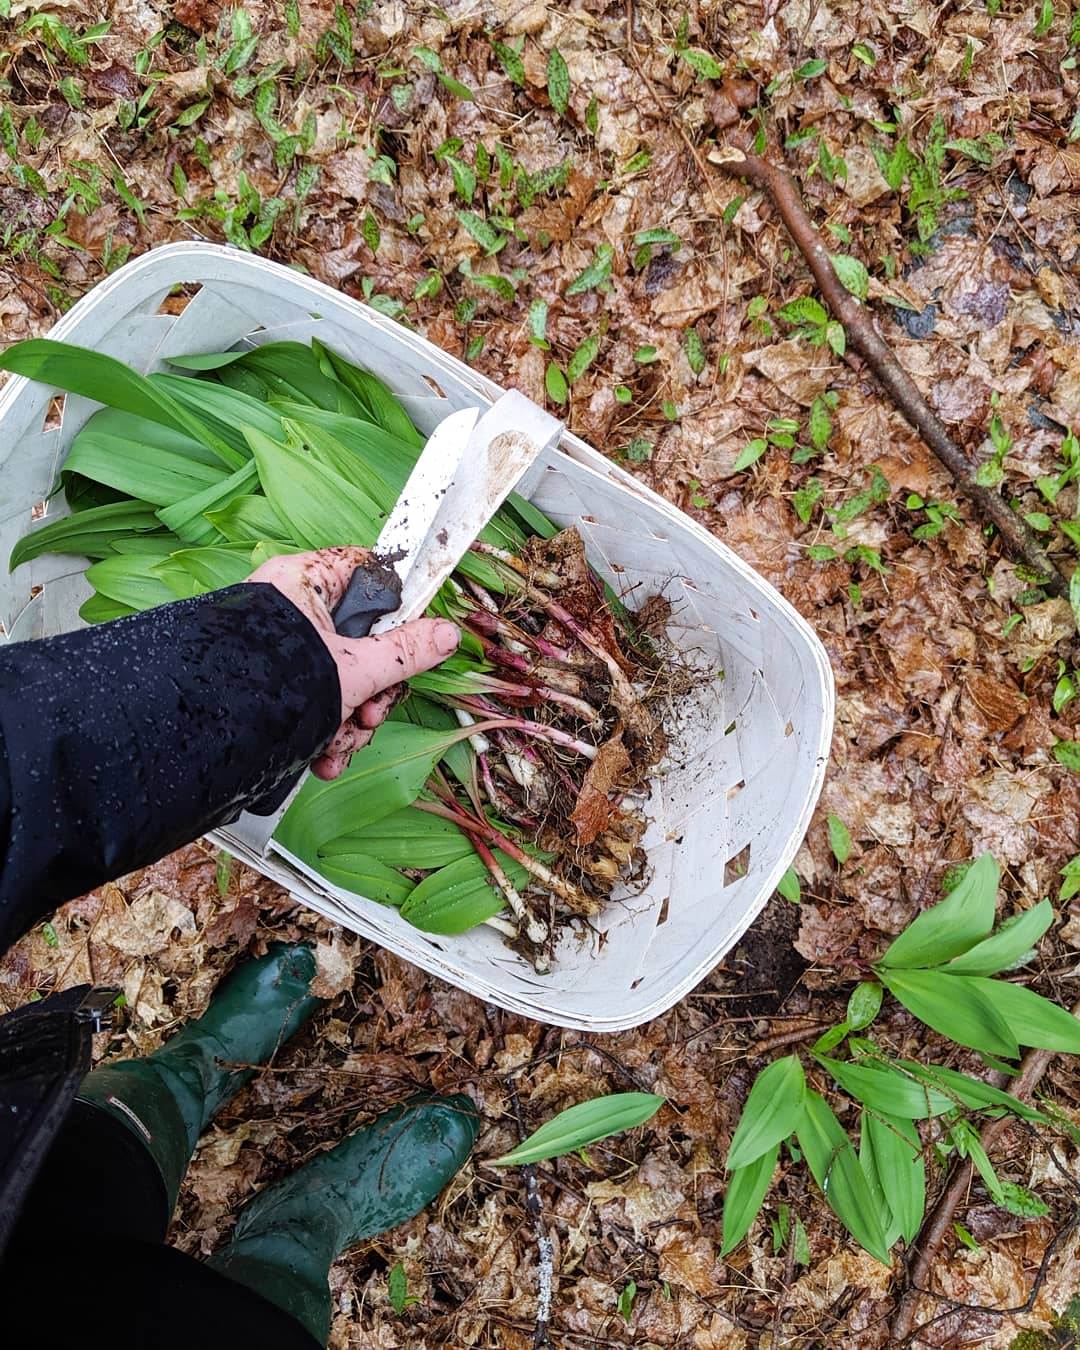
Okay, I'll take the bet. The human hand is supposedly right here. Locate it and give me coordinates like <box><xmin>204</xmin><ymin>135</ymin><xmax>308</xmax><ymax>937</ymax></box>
<box><xmin>247</xmin><ymin>547</ymin><xmax>459</xmax><ymax>781</ymax></box>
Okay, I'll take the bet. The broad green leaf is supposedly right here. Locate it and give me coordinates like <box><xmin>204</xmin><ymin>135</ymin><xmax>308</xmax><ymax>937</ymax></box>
<box><xmin>320</xmin><ymin>806</ymin><xmax>474</xmax><ymax>869</ymax></box>
<box><xmin>222</xmin><ymin>341</ymin><xmax>365</xmax><ymax>415</ymax></box>
<box><xmin>457</xmin><ymin>209</ymin><xmax>506</xmax><ymax>254</ymax></box>
<box><xmin>797</xmin><ymin>1090</ymin><xmax>891</xmax><ymax>1263</ymax></box>
<box><xmin>880</xmin><ymin>852</ymin><xmax>998</xmax><ymax>968</ymax></box>
<box><xmin>817</xmin><ymin>1055</ymin><xmax>954</xmax><ymax>1118</ymax></box>
<box><xmin>860</xmin><ymin>1111</ymin><xmax>924</xmax><ymax>1244</ymax></box>
<box><xmin>492</xmin><ymin>37</ymin><xmax>525</xmax><ymax>87</ymax></box>
<box><xmin>727</xmin><ymin>1054</ymin><xmax>806</xmax><ymax>1169</ymax></box>
<box><xmin>151</xmin><ymin>372</ymin><xmax>286</xmax><ymax>452</ymax></box>
<box><xmin>156</xmin><ymin>457</ymin><xmax>259</xmax><ymax>545</ymax></box>
<box><xmin>80</xmin><ymin>591</ymin><xmax>136</xmax><ymax>622</ymax></box>
<box><xmin>545</xmin><ymin>362</ymin><xmax>568</xmax><ymax>404</ymax></box>
<box><xmin>84</xmin><ymin>555</ymin><xmax>182</xmax><ymax>611</ymax></box>
<box><xmin>274</xmin><ymin>723</ymin><xmax>465</xmax><ymax>859</ymax></box>
<box><xmin>316</xmin><ymin>852</ymin><xmax>416</xmax><ymax>906</ymax></box>
<box><xmin>858</xmin><ymin>1114</ymin><xmax>902</xmax><ymax>1250</ymax></box>
<box><xmin>506</xmin><ymin>490</ymin><xmax>558</xmax><ymax>541</ymax></box>
<box><xmin>778</xmin><ymin>296</ymin><xmax>828</xmax><ymax>328</ymax></box>
<box><xmin>397</xmin><ymin>693</ymin><xmax>477</xmax><ymax>797</ymax></box>
<box><xmin>829</xmin><ymin>254</ymin><xmax>869</xmax><ymax>301</ymax></box>
<box><xmin>721</xmin><ymin>1142</ymin><xmax>779</xmax><ymax>1254</ymax></box>
<box><xmin>1053</xmin><ymin>739</ymin><xmax>1080</xmax><ymax>772</ymax></box>
<box><xmin>269</xmin><ymin>401</ymin><xmax>420</xmax><ymax>492</ymax></box>
<box><xmin>111</xmin><ymin>534</ymin><xmax>184</xmax><ymax>556</ymax></box>
<box><xmin>846</xmin><ymin>981</ymin><xmax>883</xmax><ymax>1030</ymax></box>
<box><xmin>205</xmin><ymin>493</ymin><xmax>289</xmax><ymax>543</ymax></box>
<box><xmin>547</xmin><ymin>46</ymin><xmax>569</xmax><ymax>116</ymax></box>
<box><xmin>680</xmin><ymin>47</ymin><xmax>724</xmax><ymax>80</ymax></box>
<box><xmin>0</xmin><ymin>339</ymin><xmax>242</xmax><ymax>467</ymax></box>
<box><xmin>567</xmin><ymin>334</ymin><xmax>600</xmax><ymax>384</ymax></box>
<box><xmin>10</xmin><ymin>500</ymin><xmax>162</xmax><ymax>569</ymax></box>
<box><xmin>828</xmin><ymin>813</ymin><xmax>851</xmax><ymax>863</ymax></box>
<box><xmin>280</xmin><ymin>417</ymin><xmax>397</xmax><ymax>507</ymax></box>
<box><xmin>957</xmin><ymin>976</ymin><xmax>1080</xmax><ymax>1053</ymax></box>
<box><xmin>684</xmin><ymin>329</ymin><xmax>706</xmax><ymax>375</ymax></box>
<box><xmin>315</xmin><ymin>339</ymin><xmax>424</xmax><ymax>446</ymax></box>
<box><xmin>400</xmin><ymin>849</ymin><xmax>525</xmax><ymax>934</ymax></box>
<box><xmin>566</xmin><ymin>244</ymin><xmax>613</xmax><ymax>296</ymax></box>
<box><xmin>64</xmin><ymin>421</ymin><xmax>230</xmax><ymax>508</ymax></box>
<box><xmin>777</xmin><ymin>866</ymin><xmax>801</xmax><ymax>904</ymax></box>
<box><xmin>892</xmin><ymin>1059</ymin><xmax>1050</xmax><ymax>1124</ymax></box>
<box><xmin>997</xmin><ymin>1181</ymin><xmax>1049</xmax><ymax>1218</ymax></box>
<box><xmin>247</xmin><ymin>427</ymin><xmax>382</xmax><ymax>547</ymax></box>
<box><xmin>488</xmin><ymin>1092</ymin><xmax>664</xmax><ymax>1166</ymax></box>
<box><xmin>527</xmin><ymin>298</ymin><xmax>549</xmax><ymax>346</ymax></box>
<box><xmin>810</xmin><ymin>396</ymin><xmax>832</xmax><ymax>450</ymax></box>
<box><xmin>942</xmin><ymin>900</ymin><xmax>1053</xmax><ymax>976</ymax></box>
<box><xmin>152</xmin><ymin>546</ymin><xmax>253</xmax><ymax>593</ymax></box>
<box><xmin>949</xmin><ymin>1118</ymin><xmax>1004</xmax><ymax>1203</ymax></box>
<box><xmin>733</xmin><ymin>437</ymin><xmax>767</xmax><ymax>472</ymax></box>
<box><xmin>878</xmin><ymin>967</ymin><xmax>1019</xmax><ymax>1058</ymax></box>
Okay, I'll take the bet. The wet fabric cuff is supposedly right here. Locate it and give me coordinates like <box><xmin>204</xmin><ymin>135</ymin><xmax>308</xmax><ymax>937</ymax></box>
<box><xmin>0</xmin><ymin>583</ymin><xmax>340</xmax><ymax>948</ymax></box>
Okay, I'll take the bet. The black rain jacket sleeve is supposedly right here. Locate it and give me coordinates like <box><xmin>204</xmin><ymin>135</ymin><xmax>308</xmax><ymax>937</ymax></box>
<box><xmin>0</xmin><ymin>582</ymin><xmax>341</xmax><ymax>955</ymax></box>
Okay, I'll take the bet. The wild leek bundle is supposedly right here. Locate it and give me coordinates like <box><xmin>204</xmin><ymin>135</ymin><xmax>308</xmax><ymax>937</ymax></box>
<box><xmin>1</xmin><ymin>336</ymin><xmax>672</xmax><ymax>968</ymax></box>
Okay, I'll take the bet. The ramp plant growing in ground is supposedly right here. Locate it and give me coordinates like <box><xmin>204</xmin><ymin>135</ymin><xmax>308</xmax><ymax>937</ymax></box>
<box><xmin>722</xmin><ymin>854</ymin><xmax>1080</xmax><ymax>1264</ymax></box>
<box><xmin>1</xmin><ymin>336</ymin><xmax>671</xmax><ymax>965</ymax></box>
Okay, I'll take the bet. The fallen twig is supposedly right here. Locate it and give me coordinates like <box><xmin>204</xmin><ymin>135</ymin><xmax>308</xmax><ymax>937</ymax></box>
<box><xmin>708</xmin><ymin>144</ymin><xmax>1068</xmax><ymax>600</ymax></box>
<box><xmin>891</xmin><ymin>1000</ymin><xmax>1080</xmax><ymax>1342</ymax></box>
<box><xmin>506</xmin><ymin>1080</ymin><xmax>554</xmax><ymax>1349</ymax></box>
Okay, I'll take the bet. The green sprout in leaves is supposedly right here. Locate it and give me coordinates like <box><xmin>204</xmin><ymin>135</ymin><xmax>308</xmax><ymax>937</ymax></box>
<box><xmin>777</xmin><ymin>296</ymin><xmax>846</xmax><ymax>356</ymax></box>
<box><xmin>723</xmin><ymin>852</ymin><xmax>1078</xmax><ymax>1265</ymax></box>
<box><xmin>566</xmin><ymin>244</ymin><xmax>613</xmax><ymax>296</ymax></box>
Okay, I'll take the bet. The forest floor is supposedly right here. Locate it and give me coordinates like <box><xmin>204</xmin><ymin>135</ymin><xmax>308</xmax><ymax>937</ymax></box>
<box><xmin>2</xmin><ymin>0</ymin><xmax>1080</xmax><ymax>1345</ymax></box>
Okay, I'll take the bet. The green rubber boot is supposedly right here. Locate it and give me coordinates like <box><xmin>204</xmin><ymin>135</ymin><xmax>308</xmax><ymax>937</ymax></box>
<box><xmin>77</xmin><ymin>943</ymin><xmax>322</xmax><ymax>1213</ymax></box>
<box><xmin>206</xmin><ymin>1093</ymin><xmax>480</xmax><ymax>1344</ymax></box>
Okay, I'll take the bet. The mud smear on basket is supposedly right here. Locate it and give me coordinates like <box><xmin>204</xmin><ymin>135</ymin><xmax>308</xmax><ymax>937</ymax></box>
<box><xmin>458</xmin><ymin>526</ymin><xmax>701</xmax><ymax>971</ymax></box>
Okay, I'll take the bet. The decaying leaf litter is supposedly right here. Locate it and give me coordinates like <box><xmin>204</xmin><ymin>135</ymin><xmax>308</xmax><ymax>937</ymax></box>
<box><xmin>2</xmin><ymin>0</ymin><xmax>1080</xmax><ymax>1343</ymax></box>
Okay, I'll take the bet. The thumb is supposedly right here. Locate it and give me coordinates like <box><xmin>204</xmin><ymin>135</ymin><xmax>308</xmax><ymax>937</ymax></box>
<box><xmin>333</xmin><ymin>617</ymin><xmax>460</xmax><ymax>709</ymax></box>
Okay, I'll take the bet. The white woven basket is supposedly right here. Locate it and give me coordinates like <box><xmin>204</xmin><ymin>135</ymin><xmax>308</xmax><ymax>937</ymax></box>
<box><xmin>0</xmin><ymin>243</ymin><xmax>833</xmax><ymax>1031</ymax></box>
